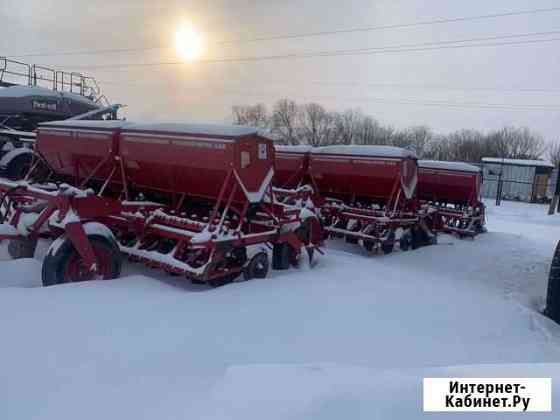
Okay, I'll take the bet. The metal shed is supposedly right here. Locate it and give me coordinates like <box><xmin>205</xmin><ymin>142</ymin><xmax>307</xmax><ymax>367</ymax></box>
<box><xmin>481</xmin><ymin>158</ymin><xmax>555</xmax><ymax>203</ymax></box>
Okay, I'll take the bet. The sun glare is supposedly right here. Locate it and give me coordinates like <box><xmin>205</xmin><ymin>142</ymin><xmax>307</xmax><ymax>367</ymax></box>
<box><xmin>175</xmin><ymin>22</ymin><xmax>204</xmax><ymax>61</ymax></box>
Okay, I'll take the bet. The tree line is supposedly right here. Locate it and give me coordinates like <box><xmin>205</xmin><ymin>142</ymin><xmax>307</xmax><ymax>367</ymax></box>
<box><xmin>232</xmin><ymin>99</ymin><xmax>557</xmax><ymax>164</ymax></box>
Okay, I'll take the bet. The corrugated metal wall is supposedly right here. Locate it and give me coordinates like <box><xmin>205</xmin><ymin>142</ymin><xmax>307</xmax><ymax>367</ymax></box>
<box><xmin>482</xmin><ymin>163</ymin><xmax>536</xmax><ymax>201</ymax></box>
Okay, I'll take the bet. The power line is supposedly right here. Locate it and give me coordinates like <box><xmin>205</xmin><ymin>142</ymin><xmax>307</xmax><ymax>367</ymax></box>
<box><xmin>61</xmin><ymin>32</ymin><xmax>560</xmax><ymax>71</ymax></box>
<box><xmin>6</xmin><ymin>6</ymin><xmax>560</xmax><ymax>58</ymax></box>
<box><xmin>97</xmin><ymin>77</ymin><xmax>560</xmax><ymax>95</ymax></box>
<box><xmin>94</xmin><ymin>81</ymin><xmax>560</xmax><ymax>112</ymax></box>
<box><xmin>224</xmin><ymin>90</ymin><xmax>560</xmax><ymax>112</ymax></box>
<box><xmin>311</xmin><ymin>81</ymin><xmax>560</xmax><ymax>94</ymax></box>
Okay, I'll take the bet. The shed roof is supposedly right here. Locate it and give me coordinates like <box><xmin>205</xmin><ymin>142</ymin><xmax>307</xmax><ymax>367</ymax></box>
<box><xmin>482</xmin><ymin>157</ymin><xmax>554</xmax><ymax>168</ymax></box>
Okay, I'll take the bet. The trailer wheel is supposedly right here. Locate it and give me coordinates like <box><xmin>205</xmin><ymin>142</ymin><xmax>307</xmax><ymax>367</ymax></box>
<box><xmin>381</xmin><ymin>230</ymin><xmax>396</xmax><ymax>254</ymax></box>
<box><xmin>207</xmin><ymin>273</ymin><xmax>239</xmax><ymax>288</ymax></box>
<box><xmin>5</xmin><ymin>153</ymin><xmax>33</xmax><ymax>181</ymax></box>
<box><xmin>42</xmin><ymin>234</ymin><xmax>122</xmax><ymax>287</ymax></box>
<box><xmin>8</xmin><ymin>238</ymin><xmax>38</xmax><ymax>259</ymax></box>
<box><xmin>244</xmin><ymin>252</ymin><xmax>269</xmax><ymax>281</ymax></box>
<box><xmin>272</xmin><ymin>242</ymin><xmax>291</xmax><ymax>270</ymax></box>
<box><xmin>399</xmin><ymin>232</ymin><xmax>412</xmax><ymax>251</ymax></box>
<box><xmin>363</xmin><ymin>240</ymin><xmax>375</xmax><ymax>252</ymax></box>
<box><xmin>545</xmin><ymin>240</ymin><xmax>560</xmax><ymax>323</ymax></box>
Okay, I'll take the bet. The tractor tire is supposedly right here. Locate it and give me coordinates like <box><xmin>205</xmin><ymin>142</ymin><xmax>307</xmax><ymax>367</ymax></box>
<box><xmin>243</xmin><ymin>252</ymin><xmax>269</xmax><ymax>281</ymax></box>
<box><xmin>545</xmin><ymin>240</ymin><xmax>560</xmax><ymax>323</ymax></box>
<box><xmin>42</xmin><ymin>234</ymin><xmax>122</xmax><ymax>287</ymax></box>
<box><xmin>208</xmin><ymin>272</ymin><xmax>240</xmax><ymax>288</ymax></box>
<box><xmin>363</xmin><ymin>240</ymin><xmax>375</xmax><ymax>252</ymax></box>
<box><xmin>399</xmin><ymin>232</ymin><xmax>412</xmax><ymax>251</ymax></box>
<box><xmin>8</xmin><ymin>238</ymin><xmax>38</xmax><ymax>259</ymax></box>
<box><xmin>272</xmin><ymin>242</ymin><xmax>291</xmax><ymax>270</ymax></box>
<box><xmin>381</xmin><ymin>230</ymin><xmax>396</xmax><ymax>255</ymax></box>
<box><xmin>5</xmin><ymin>153</ymin><xmax>33</xmax><ymax>181</ymax></box>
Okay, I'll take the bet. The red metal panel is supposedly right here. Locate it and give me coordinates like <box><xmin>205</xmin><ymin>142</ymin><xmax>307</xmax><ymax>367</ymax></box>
<box><xmin>35</xmin><ymin>123</ymin><xmax>275</xmax><ymax>204</ymax></box>
<box><xmin>37</xmin><ymin>126</ymin><xmax>117</xmax><ymax>181</ymax></box>
<box><xmin>274</xmin><ymin>149</ymin><xmax>310</xmax><ymax>188</ymax></box>
<box><xmin>418</xmin><ymin>168</ymin><xmax>481</xmax><ymax>206</ymax></box>
<box><xmin>309</xmin><ymin>153</ymin><xmax>411</xmax><ymax>202</ymax></box>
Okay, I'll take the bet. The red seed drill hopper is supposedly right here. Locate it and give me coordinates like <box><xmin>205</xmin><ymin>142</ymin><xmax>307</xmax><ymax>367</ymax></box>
<box><xmin>418</xmin><ymin>160</ymin><xmax>485</xmax><ymax>237</ymax></box>
<box><xmin>309</xmin><ymin>145</ymin><xmax>436</xmax><ymax>253</ymax></box>
<box><xmin>274</xmin><ymin>145</ymin><xmax>313</xmax><ymax>189</ymax></box>
<box><xmin>0</xmin><ymin>121</ymin><xmax>322</xmax><ymax>287</ymax></box>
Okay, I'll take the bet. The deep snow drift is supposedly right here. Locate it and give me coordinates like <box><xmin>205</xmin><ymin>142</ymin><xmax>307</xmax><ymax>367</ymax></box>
<box><xmin>1</xmin><ymin>200</ymin><xmax>560</xmax><ymax>419</ymax></box>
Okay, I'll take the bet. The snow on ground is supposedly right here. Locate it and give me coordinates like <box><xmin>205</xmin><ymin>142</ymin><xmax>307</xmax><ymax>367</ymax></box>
<box><xmin>1</xmin><ymin>199</ymin><xmax>560</xmax><ymax>419</ymax></box>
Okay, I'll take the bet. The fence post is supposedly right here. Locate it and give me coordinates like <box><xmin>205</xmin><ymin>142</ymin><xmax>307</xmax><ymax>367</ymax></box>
<box><xmin>550</xmin><ymin>165</ymin><xmax>560</xmax><ymax>215</ymax></box>
<box><xmin>495</xmin><ymin>171</ymin><xmax>502</xmax><ymax>206</ymax></box>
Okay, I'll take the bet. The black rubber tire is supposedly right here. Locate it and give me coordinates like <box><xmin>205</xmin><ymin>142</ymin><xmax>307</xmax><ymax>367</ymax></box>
<box><xmin>381</xmin><ymin>230</ymin><xmax>396</xmax><ymax>255</ymax></box>
<box><xmin>42</xmin><ymin>235</ymin><xmax>122</xmax><ymax>287</ymax></box>
<box><xmin>399</xmin><ymin>233</ymin><xmax>411</xmax><ymax>251</ymax></box>
<box><xmin>545</xmin><ymin>240</ymin><xmax>560</xmax><ymax>323</ymax></box>
<box><xmin>244</xmin><ymin>252</ymin><xmax>270</xmax><ymax>281</ymax></box>
<box><xmin>411</xmin><ymin>226</ymin><xmax>434</xmax><ymax>249</ymax></box>
<box><xmin>363</xmin><ymin>240</ymin><xmax>375</xmax><ymax>252</ymax></box>
<box><xmin>208</xmin><ymin>272</ymin><xmax>239</xmax><ymax>288</ymax></box>
<box><xmin>272</xmin><ymin>242</ymin><xmax>291</xmax><ymax>270</ymax></box>
<box><xmin>5</xmin><ymin>153</ymin><xmax>33</xmax><ymax>181</ymax></box>
<box><xmin>8</xmin><ymin>238</ymin><xmax>38</xmax><ymax>259</ymax></box>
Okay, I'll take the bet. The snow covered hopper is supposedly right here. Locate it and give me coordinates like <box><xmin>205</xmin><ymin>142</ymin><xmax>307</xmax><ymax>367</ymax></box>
<box><xmin>37</xmin><ymin>121</ymin><xmax>274</xmax><ymax>204</ymax></box>
<box><xmin>308</xmin><ymin>146</ymin><xmax>434</xmax><ymax>253</ymax></box>
<box><xmin>0</xmin><ymin>121</ymin><xmax>321</xmax><ymax>287</ymax></box>
<box><xmin>418</xmin><ymin>160</ymin><xmax>485</xmax><ymax>236</ymax></box>
<box><xmin>274</xmin><ymin>145</ymin><xmax>312</xmax><ymax>189</ymax></box>
<box><xmin>309</xmin><ymin>146</ymin><xmax>418</xmax><ymax>205</ymax></box>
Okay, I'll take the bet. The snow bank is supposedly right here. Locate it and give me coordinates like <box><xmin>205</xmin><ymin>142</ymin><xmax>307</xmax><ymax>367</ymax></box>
<box><xmin>0</xmin><ymin>200</ymin><xmax>559</xmax><ymax>419</ymax></box>
<box><xmin>0</xmin><ymin>258</ymin><xmax>42</xmax><ymax>288</ymax></box>
<box><xmin>312</xmin><ymin>145</ymin><xmax>416</xmax><ymax>159</ymax></box>
<box><xmin>203</xmin><ymin>363</ymin><xmax>560</xmax><ymax>420</ymax></box>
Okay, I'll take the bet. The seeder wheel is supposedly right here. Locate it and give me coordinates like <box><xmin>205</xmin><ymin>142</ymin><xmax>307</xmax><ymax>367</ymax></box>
<box><xmin>42</xmin><ymin>234</ymin><xmax>122</xmax><ymax>286</ymax></box>
<box><xmin>243</xmin><ymin>252</ymin><xmax>270</xmax><ymax>281</ymax></box>
<box><xmin>8</xmin><ymin>238</ymin><xmax>38</xmax><ymax>259</ymax></box>
<box><xmin>4</xmin><ymin>153</ymin><xmax>33</xmax><ymax>181</ymax></box>
<box><xmin>381</xmin><ymin>230</ymin><xmax>396</xmax><ymax>255</ymax></box>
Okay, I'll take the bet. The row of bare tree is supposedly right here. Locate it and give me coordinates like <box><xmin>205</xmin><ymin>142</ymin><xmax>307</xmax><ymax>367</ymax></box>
<box><xmin>232</xmin><ymin>99</ymin><xmax>557</xmax><ymax>165</ymax></box>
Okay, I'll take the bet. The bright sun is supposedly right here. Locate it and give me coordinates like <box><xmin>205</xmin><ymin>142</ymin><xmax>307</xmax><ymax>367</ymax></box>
<box><xmin>175</xmin><ymin>23</ymin><xmax>204</xmax><ymax>61</ymax></box>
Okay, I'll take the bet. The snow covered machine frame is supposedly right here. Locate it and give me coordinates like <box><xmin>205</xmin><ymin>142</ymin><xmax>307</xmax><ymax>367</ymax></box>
<box><xmin>274</xmin><ymin>145</ymin><xmax>436</xmax><ymax>253</ymax></box>
<box><xmin>418</xmin><ymin>160</ymin><xmax>485</xmax><ymax>237</ymax></box>
<box><xmin>0</xmin><ymin>121</ymin><xmax>322</xmax><ymax>287</ymax></box>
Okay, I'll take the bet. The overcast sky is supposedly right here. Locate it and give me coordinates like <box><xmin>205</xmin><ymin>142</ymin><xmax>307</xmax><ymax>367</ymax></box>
<box><xmin>2</xmin><ymin>0</ymin><xmax>559</xmax><ymax>141</ymax></box>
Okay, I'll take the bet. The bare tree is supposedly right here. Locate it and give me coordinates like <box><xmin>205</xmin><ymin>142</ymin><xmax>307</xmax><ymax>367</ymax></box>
<box><xmin>332</xmin><ymin>109</ymin><xmax>362</xmax><ymax>145</ymax></box>
<box><xmin>298</xmin><ymin>103</ymin><xmax>335</xmax><ymax>146</ymax></box>
<box><xmin>487</xmin><ymin>127</ymin><xmax>545</xmax><ymax>159</ymax></box>
<box><xmin>391</xmin><ymin>126</ymin><xmax>432</xmax><ymax>157</ymax></box>
<box><xmin>355</xmin><ymin>116</ymin><xmax>394</xmax><ymax>145</ymax></box>
<box><xmin>232</xmin><ymin>104</ymin><xmax>269</xmax><ymax>129</ymax></box>
<box><xmin>231</xmin><ymin>100</ymin><xmax>551</xmax><ymax>163</ymax></box>
<box><xmin>548</xmin><ymin>142</ymin><xmax>560</xmax><ymax>167</ymax></box>
<box><xmin>271</xmin><ymin>99</ymin><xmax>300</xmax><ymax>145</ymax></box>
